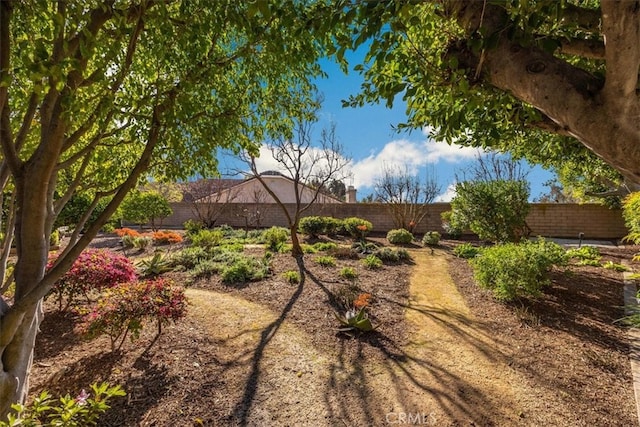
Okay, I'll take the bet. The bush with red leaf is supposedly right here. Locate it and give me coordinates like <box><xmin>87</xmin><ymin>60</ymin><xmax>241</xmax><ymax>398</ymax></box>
<box><xmin>78</xmin><ymin>278</ymin><xmax>188</xmax><ymax>351</ymax></box>
<box><xmin>49</xmin><ymin>249</ymin><xmax>137</xmax><ymax>310</ymax></box>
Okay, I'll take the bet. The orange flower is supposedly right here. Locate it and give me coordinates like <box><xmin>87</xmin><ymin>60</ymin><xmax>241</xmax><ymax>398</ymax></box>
<box><xmin>114</xmin><ymin>228</ymin><xmax>141</xmax><ymax>238</ymax></box>
<box><xmin>152</xmin><ymin>231</ymin><xmax>183</xmax><ymax>245</ymax></box>
<box><xmin>353</xmin><ymin>292</ymin><xmax>372</xmax><ymax>309</ymax></box>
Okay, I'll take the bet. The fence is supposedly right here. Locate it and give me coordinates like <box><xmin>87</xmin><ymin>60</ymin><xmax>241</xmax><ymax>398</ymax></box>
<box><xmin>156</xmin><ymin>202</ymin><xmax>628</xmax><ymax>240</ymax></box>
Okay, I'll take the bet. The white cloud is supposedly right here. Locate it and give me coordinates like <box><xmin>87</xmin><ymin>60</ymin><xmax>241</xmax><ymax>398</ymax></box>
<box><xmin>350</xmin><ymin>132</ymin><xmax>482</xmax><ymax>189</ymax></box>
<box><xmin>435</xmin><ymin>183</ymin><xmax>458</xmax><ymax>202</ymax></box>
<box><xmin>250</xmin><ymin>145</ymin><xmax>283</xmax><ymax>173</ymax></box>
<box><xmin>246</xmin><ymin>144</ymin><xmax>352</xmax><ymax>180</ymax></box>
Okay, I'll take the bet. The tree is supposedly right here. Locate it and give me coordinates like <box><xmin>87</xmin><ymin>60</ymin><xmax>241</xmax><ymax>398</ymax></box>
<box><xmin>327</xmin><ymin>1</ymin><xmax>639</xmax><ymax>190</ymax></box>
<box><xmin>236</xmin><ymin>186</ymin><xmax>269</xmax><ymax>230</ymax></box>
<box><xmin>184</xmin><ymin>178</ymin><xmax>240</xmax><ymax>228</ymax></box>
<box><xmin>0</xmin><ymin>1</ymin><xmax>329</xmax><ymax>417</ymax></box>
<box><xmin>457</xmin><ymin>152</ymin><xmax>530</xmax><ymax>183</ymax></box>
<box><xmin>328</xmin><ymin>179</ymin><xmax>347</xmax><ymax>201</ymax></box>
<box><xmin>121</xmin><ymin>191</ymin><xmax>172</xmax><ymax>231</ymax></box>
<box><xmin>243</xmin><ymin>116</ymin><xmax>351</xmax><ymax>263</ymax></box>
<box><xmin>373</xmin><ymin>164</ymin><xmax>440</xmax><ymax>232</ymax></box>
<box><xmin>310</xmin><ymin>177</ymin><xmax>347</xmax><ymax>201</ymax></box>
<box><xmin>535</xmin><ymin>179</ymin><xmax>579</xmax><ymax>204</ymax></box>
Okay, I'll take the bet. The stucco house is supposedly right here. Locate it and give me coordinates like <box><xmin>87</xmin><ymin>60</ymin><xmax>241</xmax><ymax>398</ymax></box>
<box><xmin>184</xmin><ymin>171</ymin><xmax>356</xmax><ymax>204</ymax></box>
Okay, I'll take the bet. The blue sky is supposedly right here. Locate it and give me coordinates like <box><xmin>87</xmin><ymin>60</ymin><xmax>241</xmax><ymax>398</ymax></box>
<box><xmin>225</xmin><ymin>52</ymin><xmax>556</xmax><ymax>202</ymax></box>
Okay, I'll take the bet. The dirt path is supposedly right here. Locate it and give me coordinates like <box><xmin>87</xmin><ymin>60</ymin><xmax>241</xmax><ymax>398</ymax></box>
<box><xmin>396</xmin><ymin>249</ymin><xmax>528</xmax><ymax>425</ymax></box>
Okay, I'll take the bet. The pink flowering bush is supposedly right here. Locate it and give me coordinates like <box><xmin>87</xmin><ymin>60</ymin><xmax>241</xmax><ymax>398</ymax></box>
<box><xmin>49</xmin><ymin>249</ymin><xmax>137</xmax><ymax>310</ymax></box>
<box><xmin>79</xmin><ymin>278</ymin><xmax>188</xmax><ymax>351</ymax></box>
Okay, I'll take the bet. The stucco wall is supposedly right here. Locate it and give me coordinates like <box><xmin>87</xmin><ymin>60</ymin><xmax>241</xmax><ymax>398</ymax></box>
<box><xmin>158</xmin><ymin>202</ymin><xmax>628</xmax><ymax>240</ymax></box>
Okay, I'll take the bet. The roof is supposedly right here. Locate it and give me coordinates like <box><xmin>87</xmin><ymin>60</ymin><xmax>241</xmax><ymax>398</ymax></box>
<box><xmin>180</xmin><ymin>178</ymin><xmax>243</xmax><ymax>202</ymax></box>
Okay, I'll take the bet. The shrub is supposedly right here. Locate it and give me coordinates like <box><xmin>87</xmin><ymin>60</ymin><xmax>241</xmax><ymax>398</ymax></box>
<box><xmin>246</xmin><ymin>229</ymin><xmax>264</xmax><ymax>242</ymax></box>
<box><xmin>115</xmin><ymin>227</ymin><xmax>141</xmax><ymax>238</ymax></box>
<box><xmin>342</xmin><ymin>217</ymin><xmax>373</xmax><ymax>239</ymax></box>
<box><xmin>214</xmin><ymin>224</ymin><xmax>236</xmax><ymax>237</ymax></box>
<box><xmin>55</xmin><ymin>193</ymin><xmax>120</xmax><ymax>232</ymax></box>
<box><xmin>396</xmin><ymin>248</ymin><xmax>412</xmax><ymax>261</ymax></box>
<box><xmin>221</xmin><ymin>256</ymin><xmax>268</xmax><ymax>284</ymax></box>
<box><xmin>50</xmin><ymin>249</ymin><xmax>137</xmax><ymax>310</ymax></box>
<box><xmin>422</xmin><ymin>231</ymin><xmax>441</xmax><ymax>246</ymax></box>
<box><xmin>373</xmin><ymin>247</ymin><xmax>411</xmax><ymax>264</ymax></box>
<box><xmin>313</xmin><ymin>242</ymin><xmax>338</xmax><ymax>252</ymax></box>
<box><xmin>316</xmin><ymin>255</ymin><xmax>337</xmax><ymax>267</ymax></box>
<box><xmin>216</xmin><ymin>242</ymin><xmax>244</xmax><ymax>253</ymax></box>
<box><xmin>603</xmin><ymin>261</ymin><xmax>628</xmax><ymax>272</ymax></box>
<box><xmin>171</xmin><ymin>246</ymin><xmax>210</xmax><ymax>269</ymax></box>
<box><xmin>387</xmin><ymin>228</ymin><xmax>414</xmax><ymax>244</ymax></box>
<box><xmin>441</xmin><ymin>210</ymin><xmax>463</xmax><ymax>238</ymax></box>
<box><xmin>450</xmin><ymin>179</ymin><xmax>530</xmax><ymax>243</ymax></box>
<box><xmin>470</xmin><ymin>239</ymin><xmax>566</xmax><ymax>301</ymax></box>
<box><xmin>623</xmin><ymin>192</ymin><xmax>640</xmax><ymax>244</ymax></box>
<box><xmin>362</xmin><ymin>255</ymin><xmax>383</xmax><ymax>270</ymax></box>
<box><xmin>323</xmin><ymin>217</ymin><xmax>344</xmax><ymax>235</ymax></box>
<box><xmin>299</xmin><ymin>216</ymin><xmax>325</xmax><ymax>237</ymax></box>
<box><xmin>453</xmin><ymin>243</ymin><xmax>480</xmax><ymax>259</ymax></box>
<box><xmin>1</xmin><ymin>383</ymin><xmax>125</xmax><ymax>427</ymax></box>
<box><xmin>339</xmin><ymin>267</ymin><xmax>358</xmax><ymax>280</ymax></box>
<box><xmin>50</xmin><ymin>229</ymin><xmax>60</xmax><ymax>247</ymax></box>
<box><xmin>101</xmin><ymin>223</ymin><xmax>116</xmax><ymax>233</ymax></box>
<box><xmin>121</xmin><ymin>234</ymin><xmax>136</xmax><ymax>248</ymax></box>
<box><xmin>374</xmin><ymin>247</ymin><xmax>400</xmax><ymax>263</ymax></box>
<box><xmin>330</xmin><ymin>246</ymin><xmax>360</xmax><ymax>259</ymax></box>
<box><xmin>263</xmin><ymin>226</ymin><xmax>290</xmax><ymax>251</ymax></box>
<box><xmin>190</xmin><ymin>259</ymin><xmax>222</xmax><ymax>279</ymax></box>
<box><xmin>133</xmin><ymin>235</ymin><xmax>152</xmax><ymax>250</ymax></box>
<box><xmin>79</xmin><ymin>278</ymin><xmax>187</xmax><ymax>350</ymax></box>
<box><xmin>183</xmin><ymin>219</ymin><xmax>204</xmax><ymax>236</ymax></box>
<box><xmin>302</xmin><ymin>244</ymin><xmax>318</xmax><ymax>254</ymax></box>
<box><xmin>282</xmin><ymin>270</ymin><xmax>300</xmax><ymax>284</ymax></box>
<box><xmin>152</xmin><ymin>230</ymin><xmax>183</xmax><ymax>245</ymax></box>
<box><xmin>189</xmin><ymin>229</ymin><xmax>223</xmax><ymax>248</ymax></box>
<box><xmin>566</xmin><ymin>245</ymin><xmax>601</xmax><ymax>263</ymax></box>
<box><xmin>351</xmin><ymin>240</ymin><xmax>378</xmax><ymax>254</ymax></box>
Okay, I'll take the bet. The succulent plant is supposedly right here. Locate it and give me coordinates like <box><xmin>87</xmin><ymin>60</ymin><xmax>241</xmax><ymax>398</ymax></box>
<box><xmin>335</xmin><ymin>307</ymin><xmax>380</xmax><ymax>332</ymax></box>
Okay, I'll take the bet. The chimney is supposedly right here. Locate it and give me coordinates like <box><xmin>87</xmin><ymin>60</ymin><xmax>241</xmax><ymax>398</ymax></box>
<box><xmin>346</xmin><ymin>185</ymin><xmax>357</xmax><ymax>203</ymax></box>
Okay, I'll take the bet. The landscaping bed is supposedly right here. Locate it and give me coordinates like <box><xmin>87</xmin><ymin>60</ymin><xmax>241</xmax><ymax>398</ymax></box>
<box><xmin>27</xmin><ymin>232</ymin><xmax>638</xmax><ymax>426</ymax></box>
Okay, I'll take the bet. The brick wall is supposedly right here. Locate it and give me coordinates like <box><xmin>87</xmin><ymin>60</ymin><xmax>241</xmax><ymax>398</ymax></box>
<box><xmin>160</xmin><ymin>202</ymin><xmax>628</xmax><ymax>240</ymax></box>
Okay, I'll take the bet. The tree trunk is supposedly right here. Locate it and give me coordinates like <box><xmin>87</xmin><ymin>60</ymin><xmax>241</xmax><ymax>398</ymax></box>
<box><xmin>0</xmin><ymin>300</ymin><xmax>43</xmax><ymax>416</ymax></box>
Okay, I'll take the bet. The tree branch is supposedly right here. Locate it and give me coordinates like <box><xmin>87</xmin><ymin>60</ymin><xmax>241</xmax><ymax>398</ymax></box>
<box><xmin>0</xmin><ymin>1</ymin><xmax>21</xmax><ymax>175</ymax></box>
<box><xmin>558</xmin><ymin>37</ymin><xmax>605</xmax><ymax>60</ymax></box>
<box><xmin>561</xmin><ymin>3</ymin><xmax>602</xmax><ymax>33</ymax></box>
<box><xmin>601</xmin><ymin>0</ymin><xmax>640</xmax><ymax>101</ymax></box>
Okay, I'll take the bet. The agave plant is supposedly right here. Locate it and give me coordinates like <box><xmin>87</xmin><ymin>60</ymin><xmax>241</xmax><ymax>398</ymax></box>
<box><xmin>137</xmin><ymin>253</ymin><xmax>173</xmax><ymax>277</ymax></box>
<box><xmin>335</xmin><ymin>307</ymin><xmax>380</xmax><ymax>332</ymax></box>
